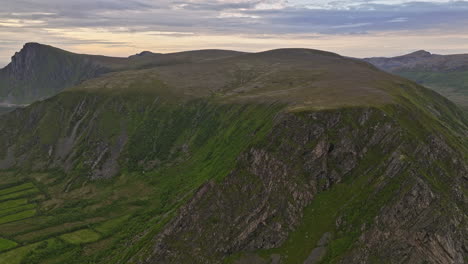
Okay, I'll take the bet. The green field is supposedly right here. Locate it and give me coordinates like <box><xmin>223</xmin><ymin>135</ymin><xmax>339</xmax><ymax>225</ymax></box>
<box><xmin>0</xmin><ymin>187</ymin><xmax>40</xmax><ymax>202</ymax></box>
<box><xmin>95</xmin><ymin>215</ymin><xmax>130</xmax><ymax>234</ymax></box>
<box><xmin>0</xmin><ymin>182</ymin><xmax>39</xmax><ymax>226</ymax></box>
<box><xmin>0</xmin><ymin>203</ymin><xmax>35</xmax><ymax>216</ymax></box>
<box><xmin>0</xmin><ymin>183</ymin><xmax>35</xmax><ymax>196</ymax></box>
<box><xmin>0</xmin><ymin>239</ymin><xmax>66</xmax><ymax>264</ymax></box>
<box><xmin>13</xmin><ymin>218</ymin><xmax>103</xmax><ymax>243</ymax></box>
<box><xmin>59</xmin><ymin>229</ymin><xmax>101</xmax><ymax>245</ymax></box>
<box><xmin>0</xmin><ymin>172</ymin><xmax>169</xmax><ymax>263</ymax></box>
<box><xmin>0</xmin><ymin>237</ymin><xmax>17</xmax><ymax>252</ymax></box>
<box><xmin>0</xmin><ymin>172</ymin><xmax>157</xmax><ymax>262</ymax></box>
<box><xmin>0</xmin><ymin>241</ymin><xmax>40</xmax><ymax>264</ymax></box>
<box><xmin>0</xmin><ymin>198</ymin><xmax>28</xmax><ymax>210</ymax></box>
<box><xmin>0</xmin><ymin>209</ymin><xmax>36</xmax><ymax>225</ymax></box>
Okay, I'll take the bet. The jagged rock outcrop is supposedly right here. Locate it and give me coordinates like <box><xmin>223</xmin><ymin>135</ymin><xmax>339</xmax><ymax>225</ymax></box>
<box><xmin>344</xmin><ymin>134</ymin><xmax>467</xmax><ymax>264</ymax></box>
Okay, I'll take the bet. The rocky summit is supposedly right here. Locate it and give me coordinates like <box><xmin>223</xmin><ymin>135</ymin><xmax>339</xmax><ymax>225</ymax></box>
<box><xmin>0</xmin><ymin>44</ymin><xmax>466</xmax><ymax>264</ymax></box>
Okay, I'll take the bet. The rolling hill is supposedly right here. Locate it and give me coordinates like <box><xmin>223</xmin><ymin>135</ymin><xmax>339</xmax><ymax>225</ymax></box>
<box><xmin>365</xmin><ymin>50</ymin><xmax>468</xmax><ymax>110</ymax></box>
<box><xmin>0</xmin><ymin>47</ymin><xmax>466</xmax><ymax>264</ymax></box>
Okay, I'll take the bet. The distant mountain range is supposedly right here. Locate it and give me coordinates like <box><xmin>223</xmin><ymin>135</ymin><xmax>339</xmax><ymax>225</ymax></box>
<box><xmin>365</xmin><ymin>50</ymin><xmax>468</xmax><ymax>109</ymax></box>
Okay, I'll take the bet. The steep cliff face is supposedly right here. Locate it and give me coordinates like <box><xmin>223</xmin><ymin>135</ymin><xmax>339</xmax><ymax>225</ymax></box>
<box><xmin>0</xmin><ymin>43</ymin><xmax>110</xmax><ymax>104</ymax></box>
<box><xmin>0</xmin><ymin>49</ymin><xmax>466</xmax><ymax>264</ymax></box>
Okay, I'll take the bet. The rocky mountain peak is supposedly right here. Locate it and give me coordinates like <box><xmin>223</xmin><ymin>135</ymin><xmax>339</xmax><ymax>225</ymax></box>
<box><xmin>0</xmin><ymin>43</ymin><xmax>109</xmax><ymax>104</ymax></box>
<box><xmin>22</xmin><ymin>42</ymin><xmax>43</xmax><ymax>49</ymax></box>
<box><xmin>5</xmin><ymin>42</ymin><xmax>51</xmax><ymax>78</ymax></box>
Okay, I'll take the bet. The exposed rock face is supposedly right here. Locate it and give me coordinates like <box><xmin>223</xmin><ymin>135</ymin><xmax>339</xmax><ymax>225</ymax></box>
<box><xmin>344</xmin><ymin>135</ymin><xmax>467</xmax><ymax>264</ymax></box>
<box><xmin>348</xmin><ymin>178</ymin><xmax>464</xmax><ymax>264</ymax></box>
<box><xmin>141</xmin><ymin>108</ymin><xmax>467</xmax><ymax>263</ymax></box>
<box><xmin>7</xmin><ymin>43</ymin><xmax>41</xmax><ymax>80</ymax></box>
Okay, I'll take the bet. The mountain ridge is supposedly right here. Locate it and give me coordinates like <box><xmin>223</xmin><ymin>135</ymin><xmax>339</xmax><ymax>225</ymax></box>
<box><xmin>364</xmin><ymin>49</ymin><xmax>468</xmax><ymax>71</ymax></box>
<box><xmin>0</xmin><ymin>43</ymin><xmax>246</xmax><ymax>104</ymax></box>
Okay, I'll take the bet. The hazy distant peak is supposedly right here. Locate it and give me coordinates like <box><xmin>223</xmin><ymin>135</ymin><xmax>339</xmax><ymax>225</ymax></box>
<box><xmin>129</xmin><ymin>51</ymin><xmax>159</xmax><ymax>58</ymax></box>
<box><xmin>404</xmin><ymin>50</ymin><xmax>432</xmax><ymax>57</ymax></box>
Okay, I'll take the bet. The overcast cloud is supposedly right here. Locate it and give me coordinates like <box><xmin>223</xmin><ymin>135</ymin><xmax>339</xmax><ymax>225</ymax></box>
<box><xmin>1</xmin><ymin>0</ymin><xmax>468</xmax><ymax>66</ymax></box>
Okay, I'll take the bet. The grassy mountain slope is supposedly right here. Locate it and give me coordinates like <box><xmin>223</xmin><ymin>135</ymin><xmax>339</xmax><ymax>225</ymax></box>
<box><xmin>0</xmin><ymin>49</ymin><xmax>466</xmax><ymax>264</ymax></box>
<box><xmin>365</xmin><ymin>50</ymin><xmax>468</xmax><ymax>110</ymax></box>
<box><xmin>0</xmin><ymin>43</ymin><xmax>244</xmax><ymax>105</ymax></box>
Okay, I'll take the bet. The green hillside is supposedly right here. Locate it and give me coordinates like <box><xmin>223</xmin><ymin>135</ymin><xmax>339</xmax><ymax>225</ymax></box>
<box><xmin>394</xmin><ymin>71</ymin><xmax>468</xmax><ymax>110</ymax></box>
<box><xmin>0</xmin><ymin>48</ymin><xmax>466</xmax><ymax>264</ymax></box>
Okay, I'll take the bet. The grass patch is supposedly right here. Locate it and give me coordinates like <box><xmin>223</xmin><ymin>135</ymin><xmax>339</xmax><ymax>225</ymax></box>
<box><xmin>0</xmin><ymin>204</ymin><xmax>36</xmax><ymax>217</ymax></box>
<box><xmin>0</xmin><ymin>237</ymin><xmax>17</xmax><ymax>252</ymax></box>
<box><xmin>0</xmin><ymin>241</ymin><xmax>41</xmax><ymax>264</ymax></box>
<box><xmin>60</xmin><ymin>229</ymin><xmax>101</xmax><ymax>245</ymax></box>
<box><xmin>18</xmin><ymin>238</ymin><xmax>69</xmax><ymax>264</ymax></box>
<box><xmin>0</xmin><ymin>188</ymin><xmax>40</xmax><ymax>202</ymax></box>
<box><xmin>0</xmin><ymin>209</ymin><xmax>36</xmax><ymax>225</ymax></box>
<box><xmin>0</xmin><ymin>183</ymin><xmax>35</xmax><ymax>196</ymax></box>
<box><xmin>0</xmin><ymin>216</ymin><xmax>55</xmax><ymax>237</ymax></box>
<box><xmin>94</xmin><ymin>215</ymin><xmax>130</xmax><ymax>235</ymax></box>
<box><xmin>0</xmin><ymin>199</ymin><xmax>28</xmax><ymax>210</ymax></box>
<box><xmin>13</xmin><ymin>218</ymin><xmax>104</xmax><ymax>243</ymax></box>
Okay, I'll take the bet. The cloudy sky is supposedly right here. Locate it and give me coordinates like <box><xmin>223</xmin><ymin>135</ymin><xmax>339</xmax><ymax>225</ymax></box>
<box><xmin>1</xmin><ymin>0</ymin><xmax>468</xmax><ymax>66</ymax></box>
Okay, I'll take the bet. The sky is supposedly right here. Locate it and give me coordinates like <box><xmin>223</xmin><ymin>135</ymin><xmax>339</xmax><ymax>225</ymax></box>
<box><xmin>1</xmin><ymin>0</ymin><xmax>468</xmax><ymax>66</ymax></box>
